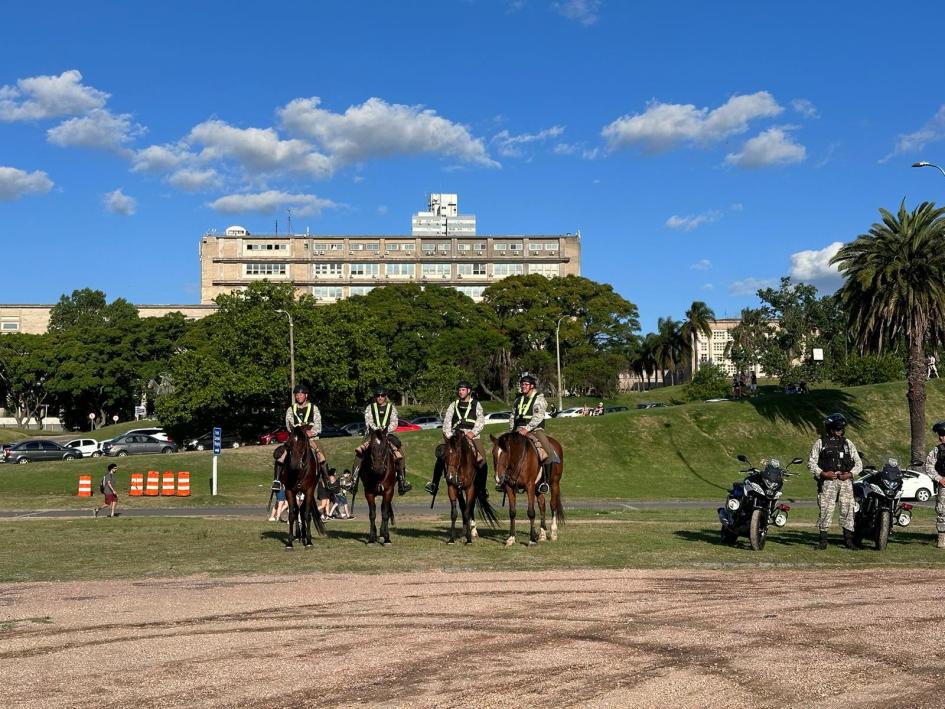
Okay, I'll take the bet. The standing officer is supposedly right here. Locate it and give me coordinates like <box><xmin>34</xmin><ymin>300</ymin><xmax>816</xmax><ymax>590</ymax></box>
<box><xmin>353</xmin><ymin>386</ymin><xmax>411</xmax><ymax>495</ymax></box>
<box><xmin>924</xmin><ymin>420</ymin><xmax>945</xmax><ymax>548</ymax></box>
<box><xmin>425</xmin><ymin>380</ymin><xmax>486</xmax><ymax>496</ymax></box>
<box><xmin>808</xmin><ymin>413</ymin><xmax>863</xmax><ymax>549</ymax></box>
<box><xmin>509</xmin><ymin>373</ymin><xmax>557</xmax><ymax>494</ymax></box>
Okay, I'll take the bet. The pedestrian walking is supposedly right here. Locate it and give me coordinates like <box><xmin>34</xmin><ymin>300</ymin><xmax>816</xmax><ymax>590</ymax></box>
<box><xmin>929</xmin><ymin>354</ymin><xmax>939</xmax><ymax>380</ymax></box>
<box><xmin>94</xmin><ymin>463</ymin><xmax>119</xmax><ymax>518</ymax></box>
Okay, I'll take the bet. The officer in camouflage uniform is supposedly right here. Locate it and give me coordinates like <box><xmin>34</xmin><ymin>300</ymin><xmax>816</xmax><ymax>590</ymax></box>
<box><xmin>425</xmin><ymin>380</ymin><xmax>486</xmax><ymax>496</ymax></box>
<box><xmin>509</xmin><ymin>373</ymin><xmax>558</xmax><ymax>495</ymax></box>
<box><xmin>808</xmin><ymin>413</ymin><xmax>863</xmax><ymax>549</ymax></box>
<box><xmin>277</xmin><ymin>384</ymin><xmax>325</xmax><ymax>465</ymax></box>
<box><xmin>924</xmin><ymin>420</ymin><xmax>945</xmax><ymax>548</ymax></box>
<box><xmin>352</xmin><ymin>386</ymin><xmax>412</xmax><ymax>495</ymax></box>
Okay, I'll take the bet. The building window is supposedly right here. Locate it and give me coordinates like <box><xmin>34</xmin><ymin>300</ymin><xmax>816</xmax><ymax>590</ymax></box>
<box><xmin>508</xmin><ymin>243</ymin><xmax>523</xmax><ymax>252</ymax></box>
<box><xmin>365</xmin><ymin>242</ymin><xmax>380</xmax><ymax>251</ymax></box>
<box><xmin>350</xmin><ymin>263</ymin><xmax>380</xmax><ymax>278</ymax></box>
<box><xmin>402</xmin><ymin>243</ymin><xmax>415</xmax><ymax>251</ymax></box>
<box><xmin>349</xmin><ymin>286</ymin><xmax>374</xmax><ymax>297</ymax></box>
<box><xmin>1</xmin><ymin>321</ymin><xmax>19</xmax><ymax>332</ymax></box>
<box><xmin>244</xmin><ymin>263</ymin><xmax>287</xmax><ymax>277</ymax></box>
<box><xmin>454</xmin><ymin>286</ymin><xmax>485</xmax><ymax>300</ymax></box>
<box><xmin>493</xmin><ymin>263</ymin><xmax>524</xmax><ymax>278</ymax></box>
<box><xmin>457</xmin><ymin>263</ymin><xmax>486</xmax><ymax>276</ymax></box>
<box><xmin>386</xmin><ymin>243</ymin><xmax>400</xmax><ymax>252</ymax></box>
<box><xmin>421</xmin><ymin>242</ymin><xmax>437</xmax><ymax>253</ymax></box>
<box><xmin>328</xmin><ymin>243</ymin><xmax>344</xmax><ymax>251</ymax></box>
<box><xmin>350</xmin><ymin>243</ymin><xmax>364</xmax><ymax>251</ymax></box>
<box><xmin>457</xmin><ymin>243</ymin><xmax>471</xmax><ymax>252</ymax></box>
<box><xmin>386</xmin><ymin>263</ymin><xmax>415</xmax><ymax>277</ymax></box>
<box><xmin>245</xmin><ymin>242</ymin><xmax>288</xmax><ymax>252</ymax></box>
<box><xmin>493</xmin><ymin>243</ymin><xmax>507</xmax><ymax>252</ymax></box>
<box><xmin>473</xmin><ymin>242</ymin><xmax>486</xmax><ymax>252</ymax></box>
<box><xmin>437</xmin><ymin>243</ymin><xmax>450</xmax><ymax>253</ymax></box>
<box><xmin>313</xmin><ymin>263</ymin><xmax>343</xmax><ymax>277</ymax></box>
<box><xmin>528</xmin><ymin>263</ymin><xmax>560</xmax><ymax>278</ymax></box>
<box><xmin>313</xmin><ymin>286</ymin><xmax>343</xmax><ymax>301</ymax></box>
<box><xmin>422</xmin><ymin>263</ymin><xmax>451</xmax><ymax>277</ymax></box>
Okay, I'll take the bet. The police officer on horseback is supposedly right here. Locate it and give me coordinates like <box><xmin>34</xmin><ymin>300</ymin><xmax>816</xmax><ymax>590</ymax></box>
<box><xmin>924</xmin><ymin>420</ymin><xmax>945</xmax><ymax>548</ymax></box>
<box><xmin>425</xmin><ymin>380</ymin><xmax>486</xmax><ymax>496</ymax></box>
<box><xmin>510</xmin><ymin>373</ymin><xmax>558</xmax><ymax>495</ymax></box>
<box><xmin>277</xmin><ymin>384</ymin><xmax>326</xmax><ymax>466</ymax></box>
<box><xmin>353</xmin><ymin>386</ymin><xmax>412</xmax><ymax>495</ymax></box>
<box><xmin>808</xmin><ymin>412</ymin><xmax>863</xmax><ymax>550</ymax></box>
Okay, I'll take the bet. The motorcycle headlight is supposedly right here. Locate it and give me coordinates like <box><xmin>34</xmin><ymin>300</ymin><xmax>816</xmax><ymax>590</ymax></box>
<box><xmin>773</xmin><ymin>512</ymin><xmax>787</xmax><ymax>527</ymax></box>
<box><xmin>897</xmin><ymin>511</ymin><xmax>912</xmax><ymax>527</ymax></box>
<box><xmin>727</xmin><ymin>498</ymin><xmax>740</xmax><ymax>511</ymax></box>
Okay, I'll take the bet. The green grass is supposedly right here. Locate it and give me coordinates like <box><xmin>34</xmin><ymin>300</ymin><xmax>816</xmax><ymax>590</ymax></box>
<box><xmin>3</xmin><ymin>507</ymin><xmax>944</xmax><ymax>582</ymax></box>
<box><xmin>3</xmin><ymin>379</ymin><xmax>944</xmax><ymax>510</ymax></box>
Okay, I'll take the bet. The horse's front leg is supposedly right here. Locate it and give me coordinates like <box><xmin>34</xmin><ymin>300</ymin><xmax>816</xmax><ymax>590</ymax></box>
<box><xmin>380</xmin><ymin>492</ymin><xmax>393</xmax><ymax>545</ymax></box>
<box><xmin>285</xmin><ymin>499</ymin><xmax>295</xmax><ymax>550</ymax></box>
<box><xmin>303</xmin><ymin>497</ymin><xmax>313</xmax><ymax>548</ymax></box>
<box><xmin>527</xmin><ymin>486</ymin><xmax>538</xmax><ymax>547</ymax></box>
<box><xmin>366</xmin><ymin>493</ymin><xmax>378</xmax><ymax>544</ymax></box>
<box><xmin>506</xmin><ymin>489</ymin><xmax>517</xmax><ymax>547</ymax></box>
<box><xmin>462</xmin><ymin>485</ymin><xmax>473</xmax><ymax>544</ymax></box>
<box><xmin>538</xmin><ymin>487</ymin><xmax>548</xmax><ymax>542</ymax></box>
<box><xmin>448</xmin><ymin>487</ymin><xmax>458</xmax><ymax>544</ymax></box>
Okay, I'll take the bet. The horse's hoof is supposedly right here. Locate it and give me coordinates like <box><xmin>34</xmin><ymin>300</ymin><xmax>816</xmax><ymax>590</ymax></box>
<box><xmin>304</xmin><ymin>543</ymin><xmax>313</xmax><ymax>549</ymax></box>
<box><xmin>284</xmin><ymin>546</ymin><xmax>293</xmax><ymax>551</ymax></box>
<box><xmin>505</xmin><ymin>537</ymin><xmax>516</xmax><ymax>547</ymax></box>
<box><xmin>464</xmin><ymin>539</ymin><xmax>472</xmax><ymax>545</ymax></box>
<box><xmin>539</xmin><ymin>530</ymin><xmax>547</xmax><ymax>542</ymax></box>
<box><xmin>528</xmin><ymin>540</ymin><xmax>538</xmax><ymax>547</ymax></box>
<box><xmin>383</xmin><ymin>541</ymin><xmax>392</xmax><ymax>547</ymax></box>
<box><xmin>551</xmin><ymin>533</ymin><xmax>558</xmax><ymax>542</ymax></box>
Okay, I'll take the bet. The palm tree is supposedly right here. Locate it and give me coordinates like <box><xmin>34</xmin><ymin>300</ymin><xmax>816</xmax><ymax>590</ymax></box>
<box><xmin>681</xmin><ymin>301</ymin><xmax>716</xmax><ymax>380</ymax></box>
<box><xmin>655</xmin><ymin>317</ymin><xmax>688</xmax><ymax>386</ymax></box>
<box><xmin>831</xmin><ymin>200</ymin><xmax>945</xmax><ymax>463</ymax></box>
<box><xmin>639</xmin><ymin>332</ymin><xmax>660</xmax><ymax>390</ymax></box>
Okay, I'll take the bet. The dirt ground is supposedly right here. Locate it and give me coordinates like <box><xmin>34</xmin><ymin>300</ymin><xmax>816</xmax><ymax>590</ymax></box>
<box><xmin>3</xmin><ymin>568</ymin><xmax>945</xmax><ymax>708</ymax></box>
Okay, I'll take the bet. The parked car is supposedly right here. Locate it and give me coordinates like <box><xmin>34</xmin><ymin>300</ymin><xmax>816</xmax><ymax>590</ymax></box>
<box><xmin>341</xmin><ymin>421</ymin><xmax>366</xmax><ymax>436</ymax></box>
<box><xmin>395</xmin><ymin>419</ymin><xmax>422</xmax><ymax>432</ymax></box>
<box><xmin>63</xmin><ymin>438</ymin><xmax>102</xmax><ymax>458</ymax></box>
<box><xmin>258</xmin><ymin>428</ymin><xmax>290</xmax><ymax>445</ymax></box>
<box><xmin>103</xmin><ymin>434</ymin><xmax>178</xmax><ymax>456</ymax></box>
<box><xmin>320</xmin><ymin>423</ymin><xmax>351</xmax><ymax>438</ymax></box>
<box><xmin>483</xmin><ymin>411</ymin><xmax>512</xmax><ymax>424</ymax></box>
<box><xmin>410</xmin><ymin>415</ymin><xmax>443</xmax><ymax>430</ymax></box>
<box><xmin>902</xmin><ymin>468</ymin><xmax>937</xmax><ymax>502</ymax></box>
<box><xmin>705</xmin><ymin>398</ymin><xmax>732</xmax><ymax>403</ymax></box>
<box><xmin>605</xmin><ymin>405</ymin><xmax>629</xmax><ymax>413</ymax></box>
<box><xmin>184</xmin><ymin>431</ymin><xmax>242</xmax><ymax>451</ymax></box>
<box><xmin>3</xmin><ymin>439</ymin><xmax>83</xmax><ymax>463</ymax></box>
<box><xmin>554</xmin><ymin>407</ymin><xmax>585</xmax><ymax>418</ymax></box>
<box><xmin>635</xmin><ymin>402</ymin><xmax>667</xmax><ymax>410</ymax></box>
<box><xmin>125</xmin><ymin>427</ymin><xmax>173</xmax><ymax>443</ymax></box>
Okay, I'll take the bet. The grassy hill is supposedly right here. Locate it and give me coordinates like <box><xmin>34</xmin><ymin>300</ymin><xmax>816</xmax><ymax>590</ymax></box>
<box><xmin>2</xmin><ymin>380</ymin><xmax>944</xmax><ymax>510</ymax></box>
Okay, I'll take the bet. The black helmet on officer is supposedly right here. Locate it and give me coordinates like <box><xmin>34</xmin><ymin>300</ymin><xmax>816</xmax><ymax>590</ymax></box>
<box><xmin>824</xmin><ymin>412</ymin><xmax>847</xmax><ymax>435</ymax></box>
<box><xmin>933</xmin><ymin>420</ymin><xmax>945</xmax><ymax>437</ymax></box>
<box><xmin>519</xmin><ymin>373</ymin><xmax>537</xmax><ymax>387</ymax></box>
<box><xmin>457</xmin><ymin>380</ymin><xmax>472</xmax><ymax>391</ymax></box>
<box><xmin>293</xmin><ymin>384</ymin><xmax>309</xmax><ymax>401</ymax></box>
<box><xmin>373</xmin><ymin>385</ymin><xmax>388</xmax><ymax>398</ymax></box>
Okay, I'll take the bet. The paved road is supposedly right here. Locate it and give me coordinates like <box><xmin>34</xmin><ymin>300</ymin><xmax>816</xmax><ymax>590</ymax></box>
<box><xmin>0</xmin><ymin>497</ymin><xmax>829</xmax><ymax>519</ymax></box>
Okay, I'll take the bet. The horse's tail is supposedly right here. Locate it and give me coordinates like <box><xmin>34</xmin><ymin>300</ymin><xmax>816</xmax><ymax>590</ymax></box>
<box><xmin>476</xmin><ymin>485</ymin><xmax>499</xmax><ymax>528</ymax></box>
<box><xmin>311</xmin><ymin>500</ymin><xmax>327</xmax><ymax>536</ymax></box>
<box><xmin>554</xmin><ymin>493</ymin><xmax>566</xmax><ymax>525</ymax></box>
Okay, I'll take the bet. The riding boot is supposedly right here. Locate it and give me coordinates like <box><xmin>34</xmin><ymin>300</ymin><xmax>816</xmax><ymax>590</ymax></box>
<box><xmin>843</xmin><ymin>528</ymin><xmax>859</xmax><ymax>550</ymax></box>
<box><xmin>396</xmin><ymin>457</ymin><xmax>412</xmax><ymax>495</ymax></box>
<box><xmin>425</xmin><ymin>458</ymin><xmax>444</xmax><ymax>496</ymax></box>
<box><xmin>537</xmin><ymin>463</ymin><xmax>551</xmax><ymax>495</ymax></box>
<box><xmin>816</xmin><ymin>530</ymin><xmax>828</xmax><ymax>550</ymax></box>
<box><xmin>937</xmin><ymin>533</ymin><xmax>945</xmax><ymax>549</ymax></box>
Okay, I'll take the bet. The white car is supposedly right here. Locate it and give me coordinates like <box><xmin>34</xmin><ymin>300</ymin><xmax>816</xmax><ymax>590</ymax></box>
<box><xmin>126</xmin><ymin>427</ymin><xmax>172</xmax><ymax>443</ymax></box>
<box><xmin>63</xmin><ymin>438</ymin><xmax>102</xmax><ymax>458</ymax></box>
<box><xmin>901</xmin><ymin>469</ymin><xmax>937</xmax><ymax>502</ymax></box>
<box><xmin>554</xmin><ymin>407</ymin><xmax>584</xmax><ymax>418</ymax></box>
<box><xmin>483</xmin><ymin>411</ymin><xmax>512</xmax><ymax>425</ymax></box>
<box><xmin>410</xmin><ymin>415</ymin><xmax>442</xmax><ymax>430</ymax></box>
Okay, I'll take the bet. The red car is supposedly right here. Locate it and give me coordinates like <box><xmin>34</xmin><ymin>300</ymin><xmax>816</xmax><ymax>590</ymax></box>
<box><xmin>395</xmin><ymin>419</ymin><xmax>422</xmax><ymax>432</ymax></box>
<box><xmin>258</xmin><ymin>428</ymin><xmax>290</xmax><ymax>445</ymax></box>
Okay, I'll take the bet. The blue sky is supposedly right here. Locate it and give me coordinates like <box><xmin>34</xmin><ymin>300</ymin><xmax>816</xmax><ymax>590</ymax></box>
<box><xmin>2</xmin><ymin>0</ymin><xmax>945</xmax><ymax>331</ymax></box>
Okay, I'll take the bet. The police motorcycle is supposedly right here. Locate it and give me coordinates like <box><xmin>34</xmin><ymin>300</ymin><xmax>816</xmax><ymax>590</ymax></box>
<box><xmin>718</xmin><ymin>455</ymin><xmax>804</xmax><ymax>550</ymax></box>
<box><xmin>852</xmin><ymin>458</ymin><xmax>913</xmax><ymax>551</ymax></box>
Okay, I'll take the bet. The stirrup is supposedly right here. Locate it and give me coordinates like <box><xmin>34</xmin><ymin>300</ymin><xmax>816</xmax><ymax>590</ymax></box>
<box><xmin>424</xmin><ymin>481</ymin><xmax>437</xmax><ymax>496</ymax></box>
<box><xmin>537</xmin><ymin>481</ymin><xmax>550</xmax><ymax>495</ymax></box>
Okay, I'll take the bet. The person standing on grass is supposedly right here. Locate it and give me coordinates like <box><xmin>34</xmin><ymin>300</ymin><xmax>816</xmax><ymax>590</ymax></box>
<box><xmin>94</xmin><ymin>463</ymin><xmax>119</xmax><ymax>518</ymax></box>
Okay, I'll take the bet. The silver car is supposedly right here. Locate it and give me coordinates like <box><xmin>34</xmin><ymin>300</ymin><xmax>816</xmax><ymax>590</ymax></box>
<box><xmin>410</xmin><ymin>415</ymin><xmax>443</xmax><ymax>430</ymax></box>
<box><xmin>103</xmin><ymin>434</ymin><xmax>178</xmax><ymax>457</ymax></box>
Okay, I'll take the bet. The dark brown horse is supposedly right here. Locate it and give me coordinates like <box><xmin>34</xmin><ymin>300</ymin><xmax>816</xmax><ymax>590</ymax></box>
<box><xmin>490</xmin><ymin>431</ymin><xmax>564</xmax><ymax>547</ymax></box>
<box><xmin>278</xmin><ymin>426</ymin><xmax>327</xmax><ymax>549</ymax></box>
<box><xmin>352</xmin><ymin>428</ymin><xmax>397</xmax><ymax>545</ymax></box>
<box><xmin>442</xmin><ymin>430</ymin><xmax>498</xmax><ymax>544</ymax></box>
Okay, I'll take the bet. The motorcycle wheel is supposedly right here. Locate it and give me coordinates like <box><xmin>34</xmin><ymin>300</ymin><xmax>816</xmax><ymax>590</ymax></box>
<box><xmin>749</xmin><ymin>509</ymin><xmax>767</xmax><ymax>551</ymax></box>
<box><xmin>720</xmin><ymin>527</ymin><xmax>738</xmax><ymax>545</ymax></box>
<box><xmin>875</xmin><ymin>510</ymin><xmax>891</xmax><ymax>551</ymax></box>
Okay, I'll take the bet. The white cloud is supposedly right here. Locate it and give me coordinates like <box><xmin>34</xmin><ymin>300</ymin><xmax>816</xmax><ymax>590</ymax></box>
<box><xmin>791</xmin><ymin>98</ymin><xmax>819</xmax><ymax>118</ymax></box>
<box><xmin>789</xmin><ymin>241</ymin><xmax>843</xmax><ymax>292</ymax></box>
<box><xmin>208</xmin><ymin>190</ymin><xmax>339</xmax><ymax>216</ymax></box>
<box><xmin>47</xmin><ymin>109</ymin><xmax>144</xmax><ymax>154</ymax></box>
<box><xmin>702</xmin><ymin>283</ymin><xmax>714</xmax><ymax>291</ymax></box>
<box><xmin>188</xmin><ymin>119</ymin><xmax>332</xmax><ymax>178</ymax></box>
<box><xmin>377</xmin><ymin>205</ymin><xmax>388</xmax><ymax>215</ymax></box>
<box><xmin>168</xmin><ymin>168</ymin><xmax>222</xmax><ymax>192</ymax></box>
<box><xmin>279</xmin><ymin>97</ymin><xmax>498</xmax><ymax>168</ymax></box>
<box><xmin>554</xmin><ymin>0</ymin><xmax>601</xmax><ymax>25</ymax></box>
<box><xmin>665</xmin><ymin>210</ymin><xmax>721</xmax><ymax>231</ymax></box>
<box><xmin>492</xmin><ymin>125</ymin><xmax>564</xmax><ymax>157</ymax></box>
<box><xmin>103</xmin><ymin>188</ymin><xmax>136</xmax><ymax>216</ymax></box>
<box><xmin>724</xmin><ymin>126</ymin><xmax>806</xmax><ymax>168</ymax></box>
<box><xmin>729</xmin><ymin>277</ymin><xmax>776</xmax><ymax>296</ymax></box>
<box><xmin>602</xmin><ymin>92</ymin><xmax>783</xmax><ymax>154</ymax></box>
<box><xmin>0</xmin><ymin>69</ymin><xmax>108</xmax><ymax>122</ymax></box>
<box><xmin>882</xmin><ymin>105</ymin><xmax>945</xmax><ymax>162</ymax></box>
<box><xmin>690</xmin><ymin>259</ymin><xmax>712</xmax><ymax>271</ymax></box>
<box><xmin>0</xmin><ymin>166</ymin><xmax>53</xmax><ymax>201</ymax></box>
<box><xmin>131</xmin><ymin>143</ymin><xmax>194</xmax><ymax>173</ymax></box>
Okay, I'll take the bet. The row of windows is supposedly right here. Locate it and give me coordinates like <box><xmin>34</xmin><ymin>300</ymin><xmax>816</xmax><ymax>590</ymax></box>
<box><xmin>305</xmin><ymin>262</ymin><xmax>560</xmax><ymax>278</ymax></box>
<box><xmin>245</xmin><ymin>243</ymin><xmax>288</xmax><ymax>252</ymax></box>
<box><xmin>245</xmin><ymin>263</ymin><xmax>287</xmax><ymax>276</ymax></box>
<box><xmin>312</xmin><ymin>285</ymin><xmax>487</xmax><ymax>302</ymax></box>
<box><xmin>274</xmin><ymin>240</ymin><xmax>562</xmax><ymax>254</ymax></box>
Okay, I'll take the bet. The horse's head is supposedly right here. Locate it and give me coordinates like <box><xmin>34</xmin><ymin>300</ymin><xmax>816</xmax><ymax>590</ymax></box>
<box><xmin>284</xmin><ymin>426</ymin><xmax>314</xmax><ymax>476</ymax></box>
<box><xmin>444</xmin><ymin>429</ymin><xmax>474</xmax><ymax>485</ymax></box>
<box><xmin>490</xmin><ymin>433</ymin><xmax>515</xmax><ymax>486</ymax></box>
<box><xmin>369</xmin><ymin>428</ymin><xmax>389</xmax><ymax>473</ymax></box>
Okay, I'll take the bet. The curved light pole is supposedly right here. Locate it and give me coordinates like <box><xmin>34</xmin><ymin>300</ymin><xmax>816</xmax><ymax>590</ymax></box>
<box><xmin>555</xmin><ymin>315</ymin><xmax>567</xmax><ymax>412</ymax></box>
<box><xmin>912</xmin><ymin>161</ymin><xmax>945</xmax><ymax>178</ymax></box>
<box><xmin>274</xmin><ymin>309</ymin><xmax>295</xmax><ymax>399</ymax></box>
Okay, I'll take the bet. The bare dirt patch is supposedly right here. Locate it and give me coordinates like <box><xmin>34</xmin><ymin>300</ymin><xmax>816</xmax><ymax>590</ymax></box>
<box><xmin>3</xmin><ymin>568</ymin><xmax>945</xmax><ymax>707</ymax></box>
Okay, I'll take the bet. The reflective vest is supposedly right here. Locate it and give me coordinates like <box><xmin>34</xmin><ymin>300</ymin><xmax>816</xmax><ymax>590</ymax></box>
<box><xmin>291</xmin><ymin>403</ymin><xmax>314</xmax><ymax>427</ymax></box>
<box><xmin>371</xmin><ymin>402</ymin><xmax>392</xmax><ymax>429</ymax></box>
<box><xmin>937</xmin><ymin>444</ymin><xmax>945</xmax><ymax>476</ymax></box>
<box><xmin>452</xmin><ymin>398</ymin><xmax>478</xmax><ymax>430</ymax></box>
<box><xmin>818</xmin><ymin>435</ymin><xmax>853</xmax><ymax>473</ymax></box>
<box><xmin>512</xmin><ymin>392</ymin><xmax>543</xmax><ymax>429</ymax></box>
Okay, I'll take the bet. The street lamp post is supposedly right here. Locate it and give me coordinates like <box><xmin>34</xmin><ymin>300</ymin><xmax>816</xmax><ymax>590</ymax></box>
<box><xmin>912</xmin><ymin>161</ymin><xmax>945</xmax><ymax>178</ymax></box>
<box><xmin>274</xmin><ymin>309</ymin><xmax>295</xmax><ymax>399</ymax></box>
<box><xmin>555</xmin><ymin>315</ymin><xmax>567</xmax><ymax>412</ymax></box>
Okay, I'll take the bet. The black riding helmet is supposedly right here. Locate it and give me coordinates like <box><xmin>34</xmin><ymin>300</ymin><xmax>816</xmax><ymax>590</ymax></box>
<box><xmin>824</xmin><ymin>413</ymin><xmax>847</xmax><ymax>433</ymax></box>
<box><xmin>293</xmin><ymin>384</ymin><xmax>309</xmax><ymax>395</ymax></box>
<box><xmin>373</xmin><ymin>385</ymin><xmax>388</xmax><ymax>397</ymax></box>
<box><xmin>457</xmin><ymin>380</ymin><xmax>472</xmax><ymax>390</ymax></box>
<box><xmin>519</xmin><ymin>373</ymin><xmax>537</xmax><ymax>385</ymax></box>
<box><xmin>933</xmin><ymin>420</ymin><xmax>945</xmax><ymax>436</ymax></box>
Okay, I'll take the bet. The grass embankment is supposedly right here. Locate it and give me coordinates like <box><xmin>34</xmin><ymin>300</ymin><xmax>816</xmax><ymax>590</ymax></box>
<box><xmin>2</xmin><ymin>380</ymin><xmax>944</xmax><ymax>511</ymax></box>
<box><xmin>4</xmin><ymin>507</ymin><xmax>945</xmax><ymax>582</ymax></box>
<box><xmin>0</xmin><ymin>418</ymin><xmax>165</xmax><ymax>444</ymax></box>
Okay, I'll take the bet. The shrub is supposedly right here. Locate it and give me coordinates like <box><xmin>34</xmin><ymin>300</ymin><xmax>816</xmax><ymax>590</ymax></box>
<box><xmin>833</xmin><ymin>354</ymin><xmax>905</xmax><ymax>387</ymax></box>
<box><xmin>686</xmin><ymin>364</ymin><xmax>731</xmax><ymax>401</ymax></box>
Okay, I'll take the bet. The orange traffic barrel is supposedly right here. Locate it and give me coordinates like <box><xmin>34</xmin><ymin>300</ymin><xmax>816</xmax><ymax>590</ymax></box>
<box><xmin>77</xmin><ymin>475</ymin><xmax>92</xmax><ymax>497</ymax></box>
<box><xmin>176</xmin><ymin>471</ymin><xmax>191</xmax><ymax>497</ymax></box>
<box><xmin>129</xmin><ymin>472</ymin><xmax>144</xmax><ymax>496</ymax></box>
<box><xmin>161</xmin><ymin>471</ymin><xmax>176</xmax><ymax>496</ymax></box>
<box><xmin>145</xmin><ymin>470</ymin><xmax>160</xmax><ymax>496</ymax></box>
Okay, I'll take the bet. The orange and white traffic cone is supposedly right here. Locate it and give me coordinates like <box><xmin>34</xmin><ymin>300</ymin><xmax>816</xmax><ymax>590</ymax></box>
<box><xmin>176</xmin><ymin>471</ymin><xmax>191</xmax><ymax>497</ymax></box>
<box><xmin>145</xmin><ymin>470</ymin><xmax>160</xmax><ymax>496</ymax></box>
<box><xmin>77</xmin><ymin>475</ymin><xmax>92</xmax><ymax>497</ymax></box>
<box><xmin>161</xmin><ymin>471</ymin><xmax>176</xmax><ymax>496</ymax></box>
<box><xmin>129</xmin><ymin>472</ymin><xmax>144</xmax><ymax>496</ymax></box>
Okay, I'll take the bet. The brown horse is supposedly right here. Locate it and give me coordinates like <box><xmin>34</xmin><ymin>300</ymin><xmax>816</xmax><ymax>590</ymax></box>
<box><xmin>442</xmin><ymin>430</ymin><xmax>498</xmax><ymax>544</ymax></box>
<box><xmin>352</xmin><ymin>428</ymin><xmax>397</xmax><ymax>545</ymax></box>
<box><xmin>490</xmin><ymin>431</ymin><xmax>564</xmax><ymax>547</ymax></box>
<box><xmin>278</xmin><ymin>426</ymin><xmax>327</xmax><ymax>549</ymax></box>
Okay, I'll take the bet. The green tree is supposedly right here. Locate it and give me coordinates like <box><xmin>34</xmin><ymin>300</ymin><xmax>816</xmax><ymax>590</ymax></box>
<box><xmin>681</xmin><ymin>301</ymin><xmax>715</xmax><ymax>378</ymax></box>
<box><xmin>48</xmin><ymin>288</ymin><xmax>138</xmax><ymax>332</ymax></box>
<box><xmin>0</xmin><ymin>333</ymin><xmax>55</xmax><ymax>426</ymax></box>
<box><xmin>654</xmin><ymin>317</ymin><xmax>687</xmax><ymax>385</ymax></box>
<box><xmin>725</xmin><ymin>308</ymin><xmax>774</xmax><ymax>375</ymax></box>
<box><xmin>686</xmin><ymin>363</ymin><xmax>731</xmax><ymax>401</ymax></box>
<box><xmin>832</xmin><ymin>200</ymin><xmax>945</xmax><ymax>463</ymax></box>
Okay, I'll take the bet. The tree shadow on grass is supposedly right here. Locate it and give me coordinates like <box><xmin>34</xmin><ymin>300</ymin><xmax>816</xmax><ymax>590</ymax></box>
<box><xmin>743</xmin><ymin>389</ymin><xmax>866</xmax><ymax>435</ymax></box>
<box><xmin>663</xmin><ymin>423</ymin><xmax>728</xmax><ymax>493</ymax></box>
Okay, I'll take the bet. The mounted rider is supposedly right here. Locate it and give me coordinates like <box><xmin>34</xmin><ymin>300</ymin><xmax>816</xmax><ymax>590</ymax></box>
<box><xmin>353</xmin><ymin>385</ymin><xmax>412</xmax><ymax>495</ymax></box>
<box><xmin>510</xmin><ymin>372</ymin><xmax>558</xmax><ymax>495</ymax></box>
<box><xmin>277</xmin><ymin>384</ymin><xmax>326</xmax><ymax>466</ymax></box>
<box><xmin>425</xmin><ymin>380</ymin><xmax>486</xmax><ymax>496</ymax></box>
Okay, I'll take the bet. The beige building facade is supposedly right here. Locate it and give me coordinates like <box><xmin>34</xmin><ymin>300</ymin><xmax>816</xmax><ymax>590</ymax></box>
<box><xmin>694</xmin><ymin>318</ymin><xmax>768</xmax><ymax>376</ymax></box>
<box><xmin>0</xmin><ymin>304</ymin><xmax>218</xmax><ymax>335</ymax></box>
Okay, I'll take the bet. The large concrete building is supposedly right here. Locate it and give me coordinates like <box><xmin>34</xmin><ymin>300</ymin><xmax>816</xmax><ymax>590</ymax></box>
<box><xmin>410</xmin><ymin>193</ymin><xmax>476</xmax><ymax>236</ymax></box>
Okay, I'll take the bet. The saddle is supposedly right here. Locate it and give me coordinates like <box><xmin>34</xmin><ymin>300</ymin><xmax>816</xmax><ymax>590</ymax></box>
<box><xmin>524</xmin><ymin>433</ymin><xmax>549</xmax><ymax>463</ymax></box>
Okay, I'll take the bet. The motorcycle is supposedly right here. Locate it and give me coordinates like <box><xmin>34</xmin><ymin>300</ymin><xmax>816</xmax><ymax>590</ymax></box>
<box><xmin>853</xmin><ymin>458</ymin><xmax>913</xmax><ymax>550</ymax></box>
<box><xmin>718</xmin><ymin>454</ymin><xmax>804</xmax><ymax>550</ymax></box>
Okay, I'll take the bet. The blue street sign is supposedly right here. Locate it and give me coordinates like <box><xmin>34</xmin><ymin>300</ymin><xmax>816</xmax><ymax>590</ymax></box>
<box><xmin>212</xmin><ymin>427</ymin><xmax>222</xmax><ymax>455</ymax></box>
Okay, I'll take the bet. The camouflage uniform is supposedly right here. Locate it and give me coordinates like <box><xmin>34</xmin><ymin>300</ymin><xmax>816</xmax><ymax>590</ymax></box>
<box><xmin>510</xmin><ymin>390</ymin><xmax>557</xmax><ymax>463</ymax></box>
<box><xmin>924</xmin><ymin>444</ymin><xmax>945</xmax><ymax>533</ymax></box>
<box><xmin>280</xmin><ymin>400</ymin><xmax>325</xmax><ymax>462</ymax></box>
<box><xmin>442</xmin><ymin>396</ymin><xmax>487</xmax><ymax>461</ymax></box>
<box><xmin>808</xmin><ymin>435</ymin><xmax>863</xmax><ymax>532</ymax></box>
